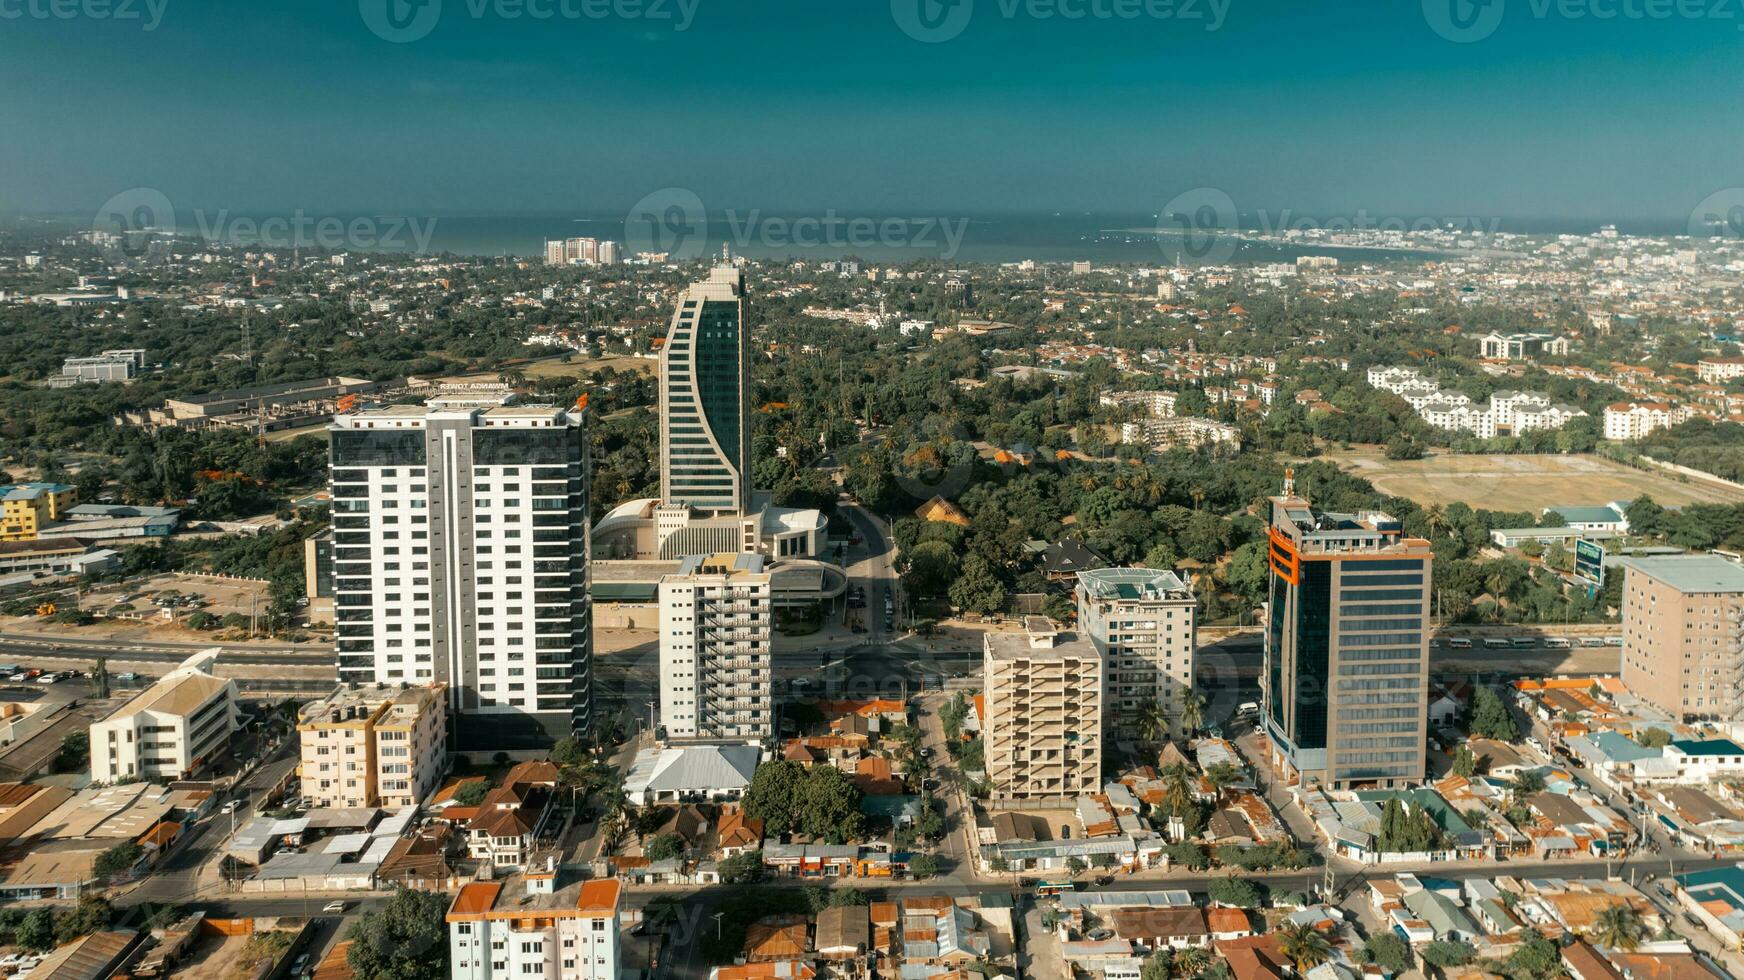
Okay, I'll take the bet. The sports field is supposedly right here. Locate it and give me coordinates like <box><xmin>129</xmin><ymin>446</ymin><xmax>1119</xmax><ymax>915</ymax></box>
<box><xmin>1321</xmin><ymin>451</ymin><xmax>1744</xmax><ymax>511</ymax></box>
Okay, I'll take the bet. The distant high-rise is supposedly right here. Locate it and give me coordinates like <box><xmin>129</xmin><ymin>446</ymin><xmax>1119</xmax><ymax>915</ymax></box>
<box><xmin>1263</xmin><ymin>477</ymin><xmax>1430</xmax><ymax>789</ymax></box>
<box><xmin>1075</xmin><ymin>567</ymin><xmax>1197</xmax><ymax>739</ymax></box>
<box><xmin>544</xmin><ymin>237</ymin><xmax>609</xmax><ymax>266</ymax></box>
<box><xmin>659</xmin><ymin>265</ymin><xmax>751</xmax><ymax>516</ymax></box>
<box><xmin>328</xmin><ymin>391</ymin><xmax>593</xmax><ymax>746</ymax></box>
<box><xmin>599</xmin><ymin>240</ymin><xmax>620</xmax><ymax>265</ymax></box>
<box><xmin>658</xmin><ymin>552</ymin><xmax>773</xmax><ymax>743</ymax></box>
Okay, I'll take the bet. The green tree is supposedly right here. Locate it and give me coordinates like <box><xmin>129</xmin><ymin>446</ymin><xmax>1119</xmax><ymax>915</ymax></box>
<box><xmin>1208</xmin><ymin>878</ymin><xmax>1260</xmax><ymax>908</ymax></box>
<box><xmin>1469</xmin><ymin>687</ymin><xmax>1518</xmax><ymax>740</ymax></box>
<box><xmin>346</xmin><ymin>889</ymin><xmax>450</xmax><ymax>980</ymax></box>
<box><xmin>1451</xmin><ymin>745</ymin><xmax>1478</xmax><ymax>778</ymax></box>
<box><xmin>452</xmin><ymin>780</ymin><xmax>490</xmax><ymax>807</ymax></box>
<box><xmin>54</xmin><ymin>893</ymin><xmax>115</xmax><ymax>944</ymax></box>
<box><xmin>93</xmin><ymin>841</ymin><xmax>143</xmax><ymax>877</ymax></box>
<box><xmin>1359</xmin><ymin>933</ymin><xmax>1411</xmax><ymax>975</ymax></box>
<box><xmin>742</xmin><ymin>761</ymin><xmax>806</xmax><ymax>836</ymax></box>
<box><xmin>908</xmin><ymin>854</ymin><xmax>942</xmax><ymax>878</ymax></box>
<box><xmin>15</xmin><ymin>908</ymin><xmax>54</xmax><ymax>953</ymax></box>
<box><xmin>647</xmin><ymin>834</ymin><xmax>685</xmax><ymax>862</ymax></box>
<box><xmin>1420</xmin><ymin>941</ymin><xmax>1475</xmax><ymax>969</ymax></box>
<box><xmin>1638</xmin><ymin>727</ymin><xmax>1672</xmax><ymax>749</ymax></box>
<box><xmin>719</xmin><ymin>851</ymin><xmax>765</xmax><ymax>884</ymax></box>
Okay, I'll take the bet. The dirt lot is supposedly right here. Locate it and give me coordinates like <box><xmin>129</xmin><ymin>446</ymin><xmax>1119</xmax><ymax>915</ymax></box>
<box><xmin>440</xmin><ymin>353</ymin><xmax>656</xmax><ymax>386</ymax></box>
<box><xmin>84</xmin><ymin>572</ymin><xmax>270</xmax><ymax>620</ymax></box>
<box><xmin>1320</xmin><ymin>450</ymin><xmax>1744</xmax><ymax>510</ymax></box>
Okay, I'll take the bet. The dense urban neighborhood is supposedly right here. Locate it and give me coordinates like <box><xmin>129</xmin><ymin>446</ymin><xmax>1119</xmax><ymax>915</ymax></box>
<box><xmin>0</xmin><ymin>208</ymin><xmax>1740</xmax><ymax>980</ymax></box>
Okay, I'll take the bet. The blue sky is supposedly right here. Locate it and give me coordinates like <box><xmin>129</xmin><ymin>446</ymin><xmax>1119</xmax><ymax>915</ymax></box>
<box><xmin>0</xmin><ymin>0</ymin><xmax>1739</xmax><ymax>221</ymax></box>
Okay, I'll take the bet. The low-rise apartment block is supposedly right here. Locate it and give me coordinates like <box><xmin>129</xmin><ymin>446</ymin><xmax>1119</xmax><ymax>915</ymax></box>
<box><xmin>1604</xmin><ymin>401</ymin><xmax>1689</xmax><ymax>441</ymax></box>
<box><xmin>1699</xmin><ymin>357</ymin><xmax>1744</xmax><ymax>384</ymax></box>
<box><xmin>91</xmin><ymin>650</ymin><xmax>238</xmax><ymax>783</ymax></box>
<box><xmin>0</xmin><ymin>483</ymin><xmax>75</xmax><ymax>541</ymax></box>
<box><xmin>1620</xmin><ymin>554</ymin><xmax>1744</xmax><ymax>721</ymax></box>
<box><xmin>449</xmin><ymin>872</ymin><xmax>621</xmax><ymax>980</ymax></box>
<box><xmin>984</xmin><ymin>617</ymin><xmax>1102</xmax><ymax>801</ymax></box>
<box><xmin>298</xmin><ymin>683</ymin><xmax>448</xmax><ymax>809</ymax></box>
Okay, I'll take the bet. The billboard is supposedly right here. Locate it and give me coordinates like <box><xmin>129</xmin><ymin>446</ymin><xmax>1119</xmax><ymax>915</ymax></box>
<box><xmin>1575</xmin><ymin>539</ymin><xmax>1606</xmax><ymax>588</ymax></box>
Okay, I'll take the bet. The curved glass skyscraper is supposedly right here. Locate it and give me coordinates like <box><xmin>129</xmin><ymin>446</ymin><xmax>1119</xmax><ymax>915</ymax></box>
<box><xmin>660</xmin><ymin>265</ymin><xmax>751</xmax><ymax>516</ymax></box>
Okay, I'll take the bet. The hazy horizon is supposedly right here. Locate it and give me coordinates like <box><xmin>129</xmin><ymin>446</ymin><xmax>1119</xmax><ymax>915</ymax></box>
<box><xmin>3</xmin><ymin>0</ymin><xmax>1740</xmax><ymax>224</ymax></box>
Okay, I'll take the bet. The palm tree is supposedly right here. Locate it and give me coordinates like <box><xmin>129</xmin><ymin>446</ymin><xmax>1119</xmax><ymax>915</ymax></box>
<box><xmin>1203</xmin><ymin>762</ymin><xmax>1240</xmax><ymax>803</ymax></box>
<box><xmin>1277</xmin><ymin>921</ymin><xmax>1333</xmax><ymax>973</ymax></box>
<box><xmin>1137</xmin><ymin>701</ymin><xmax>1171</xmax><ymax>745</ymax></box>
<box><xmin>1159</xmin><ymin>763</ymin><xmax>1195</xmax><ymax>819</ymax></box>
<box><xmin>1172</xmin><ymin>946</ymin><xmax>1211</xmax><ymax>978</ymax></box>
<box><xmin>1180</xmin><ymin>687</ymin><xmax>1206</xmax><ymax>738</ymax></box>
<box><xmin>1592</xmin><ymin>902</ymin><xmax>1646</xmax><ymax>951</ymax></box>
<box><xmin>1509</xmin><ymin>770</ymin><xmax>1547</xmax><ymax>808</ymax></box>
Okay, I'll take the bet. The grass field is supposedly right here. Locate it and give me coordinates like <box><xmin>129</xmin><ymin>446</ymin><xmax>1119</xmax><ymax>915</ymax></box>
<box><xmin>1320</xmin><ymin>451</ymin><xmax>1744</xmax><ymax>511</ymax></box>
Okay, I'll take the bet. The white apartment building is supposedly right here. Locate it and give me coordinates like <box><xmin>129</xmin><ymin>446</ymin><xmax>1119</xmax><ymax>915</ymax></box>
<box><xmin>1100</xmin><ymin>389</ymin><xmax>1179</xmax><ymax>418</ymax></box>
<box><xmin>1478</xmin><ymin>332</ymin><xmax>1568</xmax><ymax>360</ymax></box>
<box><xmin>984</xmin><ymin>617</ymin><xmax>1103</xmax><ymax>802</ymax></box>
<box><xmin>1119</xmin><ymin>416</ymin><xmax>1242</xmax><ymax>453</ymax></box>
<box><xmin>91</xmin><ymin>650</ymin><xmax>238</xmax><ymax>783</ymax></box>
<box><xmin>297</xmin><ymin>684</ymin><xmax>448</xmax><ymax>809</ymax></box>
<box><xmin>1604</xmin><ymin>401</ymin><xmax>1687</xmax><ymax>441</ymax></box>
<box><xmin>449</xmin><ymin>873</ymin><xmax>621</xmax><ymax>980</ymax></box>
<box><xmin>329</xmin><ymin>391</ymin><xmax>593</xmax><ymax>748</ymax></box>
<box><xmin>658</xmin><ymin>553</ymin><xmax>773</xmax><ymax>743</ymax></box>
<box><xmin>1368</xmin><ymin>366</ymin><xmax>1585</xmax><ymax>438</ymax></box>
<box><xmin>1075</xmin><ymin>568</ymin><xmax>1196</xmax><ymax>738</ymax></box>
<box><xmin>1699</xmin><ymin>358</ymin><xmax>1744</xmax><ymax>384</ymax></box>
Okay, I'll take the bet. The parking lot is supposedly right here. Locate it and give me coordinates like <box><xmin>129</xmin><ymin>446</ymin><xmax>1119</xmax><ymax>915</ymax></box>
<box><xmin>84</xmin><ymin>572</ymin><xmax>272</xmax><ymax>621</ymax></box>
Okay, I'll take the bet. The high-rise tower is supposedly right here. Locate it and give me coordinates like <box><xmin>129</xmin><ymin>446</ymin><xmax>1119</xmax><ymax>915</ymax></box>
<box><xmin>329</xmin><ymin>391</ymin><xmax>593</xmax><ymax>747</ymax></box>
<box><xmin>1263</xmin><ymin>479</ymin><xmax>1431</xmax><ymax>789</ymax></box>
<box><xmin>659</xmin><ymin>265</ymin><xmax>751</xmax><ymax>516</ymax></box>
